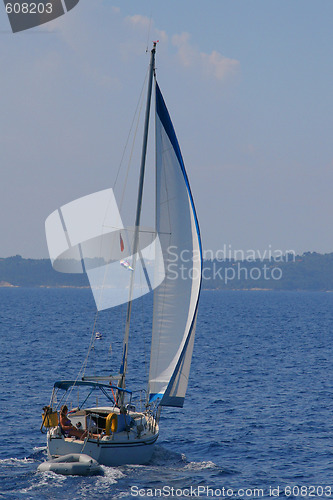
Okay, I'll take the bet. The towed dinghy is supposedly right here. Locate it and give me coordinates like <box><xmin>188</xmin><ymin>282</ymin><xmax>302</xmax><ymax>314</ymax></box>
<box><xmin>37</xmin><ymin>453</ymin><xmax>102</xmax><ymax>476</ymax></box>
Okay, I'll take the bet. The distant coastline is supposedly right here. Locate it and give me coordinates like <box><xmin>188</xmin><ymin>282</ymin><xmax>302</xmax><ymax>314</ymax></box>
<box><xmin>1</xmin><ymin>252</ymin><xmax>332</xmax><ymax>291</ymax></box>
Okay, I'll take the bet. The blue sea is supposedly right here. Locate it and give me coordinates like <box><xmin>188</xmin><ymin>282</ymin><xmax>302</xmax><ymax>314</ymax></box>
<box><xmin>1</xmin><ymin>288</ymin><xmax>333</xmax><ymax>499</ymax></box>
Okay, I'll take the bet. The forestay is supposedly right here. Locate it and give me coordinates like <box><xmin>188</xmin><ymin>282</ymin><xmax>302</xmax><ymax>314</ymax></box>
<box><xmin>148</xmin><ymin>82</ymin><xmax>202</xmax><ymax>408</ymax></box>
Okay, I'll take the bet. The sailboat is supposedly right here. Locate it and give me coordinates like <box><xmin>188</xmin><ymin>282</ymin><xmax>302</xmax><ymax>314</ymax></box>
<box><xmin>41</xmin><ymin>43</ymin><xmax>202</xmax><ymax>467</ymax></box>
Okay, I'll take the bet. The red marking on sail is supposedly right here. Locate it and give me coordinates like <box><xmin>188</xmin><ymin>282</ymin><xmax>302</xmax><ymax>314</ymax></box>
<box><xmin>120</xmin><ymin>233</ymin><xmax>124</xmax><ymax>252</ymax></box>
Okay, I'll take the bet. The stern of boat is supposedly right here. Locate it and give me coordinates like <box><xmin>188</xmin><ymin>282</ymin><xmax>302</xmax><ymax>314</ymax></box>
<box><xmin>47</xmin><ymin>409</ymin><xmax>159</xmax><ymax>466</ymax></box>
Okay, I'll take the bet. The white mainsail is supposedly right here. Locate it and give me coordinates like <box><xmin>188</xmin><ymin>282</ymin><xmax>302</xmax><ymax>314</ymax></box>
<box><xmin>148</xmin><ymin>83</ymin><xmax>202</xmax><ymax>407</ymax></box>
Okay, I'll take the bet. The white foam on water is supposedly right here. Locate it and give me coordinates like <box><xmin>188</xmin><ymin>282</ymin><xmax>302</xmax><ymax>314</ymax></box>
<box><xmin>20</xmin><ymin>470</ymin><xmax>66</xmax><ymax>493</ymax></box>
<box><xmin>184</xmin><ymin>460</ymin><xmax>218</xmax><ymax>471</ymax></box>
<box><xmin>0</xmin><ymin>457</ymin><xmax>35</xmax><ymax>466</ymax></box>
<box><xmin>95</xmin><ymin>465</ymin><xmax>125</xmax><ymax>486</ymax></box>
<box><xmin>32</xmin><ymin>446</ymin><xmax>46</xmax><ymax>452</ymax></box>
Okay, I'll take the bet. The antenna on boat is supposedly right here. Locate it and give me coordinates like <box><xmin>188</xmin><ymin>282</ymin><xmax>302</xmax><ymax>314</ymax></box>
<box><xmin>118</xmin><ymin>42</ymin><xmax>157</xmax><ymax>398</ymax></box>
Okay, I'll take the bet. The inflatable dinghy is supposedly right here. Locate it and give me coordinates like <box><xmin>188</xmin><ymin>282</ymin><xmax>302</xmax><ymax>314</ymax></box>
<box><xmin>37</xmin><ymin>453</ymin><xmax>102</xmax><ymax>476</ymax></box>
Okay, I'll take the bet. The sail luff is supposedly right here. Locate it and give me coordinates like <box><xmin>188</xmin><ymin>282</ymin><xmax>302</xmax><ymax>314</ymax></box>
<box><xmin>119</xmin><ymin>43</ymin><xmax>156</xmax><ymax>390</ymax></box>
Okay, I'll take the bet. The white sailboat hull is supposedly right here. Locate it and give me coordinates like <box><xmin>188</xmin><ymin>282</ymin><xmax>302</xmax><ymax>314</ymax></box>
<box><xmin>47</xmin><ymin>431</ymin><xmax>158</xmax><ymax>466</ymax></box>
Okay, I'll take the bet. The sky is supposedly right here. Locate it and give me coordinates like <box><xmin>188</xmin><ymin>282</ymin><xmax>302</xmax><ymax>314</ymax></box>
<box><xmin>0</xmin><ymin>0</ymin><xmax>332</xmax><ymax>258</ymax></box>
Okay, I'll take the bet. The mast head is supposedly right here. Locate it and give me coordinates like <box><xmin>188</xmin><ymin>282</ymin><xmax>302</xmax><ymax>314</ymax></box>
<box><xmin>152</xmin><ymin>41</ymin><xmax>158</xmax><ymax>75</ymax></box>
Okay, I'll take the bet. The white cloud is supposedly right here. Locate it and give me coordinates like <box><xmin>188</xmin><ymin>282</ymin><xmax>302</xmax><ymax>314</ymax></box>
<box><xmin>201</xmin><ymin>50</ymin><xmax>240</xmax><ymax>81</ymax></box>
<box><xmin>155</xmin><ymin>29</ymin><xmax>168</xmax><ymax>44</ymax></box>
<box><xmin>172</xmin><ymin>32</ymin><xmax>196</xmax><ymax>67</ymax></box>
<box><xmin>124</xmin><ymin>15</ymin><xmax>238</xmax><ymax>82</ymax></box>
<box><xmin>172</xmin><ymin>32</ymin><xmax>240</xmax><ymax>82</ymax></box>
<box><xmin>125</xmin><ymin>14</ymin><xmax>151</xmax><ymax>30</ymax></box>
<box><xmin>121</xmin><ymin>15</ymin><xmax>168</xmax><ymax>60</ymax></box>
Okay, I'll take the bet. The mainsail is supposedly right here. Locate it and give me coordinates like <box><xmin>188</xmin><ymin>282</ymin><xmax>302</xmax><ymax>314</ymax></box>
<box><xmin>148</xmin><ymin>82</ymin><xmax>202</xmax><ymax>407</ymax></box>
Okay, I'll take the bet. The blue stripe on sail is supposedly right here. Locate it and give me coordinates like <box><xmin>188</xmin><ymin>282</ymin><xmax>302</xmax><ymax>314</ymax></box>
<box><xmin>149</xmin><ymin>392</ymin><xmax>184</xmax><ymax>407</ymax></box>
<box><xmin>155</xmin><ymin>83</ymin><xmax>202</xmax><ymax>260</ymax></box>
<box><xmin>158</xmin><ymin>395</ymin><xmax>184</xmax><ymax>408</ymax></box>
<box><xmin>149</xmin><ymin>392</ymin><xmax>163</xmax><ymax>403</ymax></box>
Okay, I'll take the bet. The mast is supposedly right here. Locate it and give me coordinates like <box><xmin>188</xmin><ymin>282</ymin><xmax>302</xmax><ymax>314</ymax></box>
<box><xmin>118</xmin><ymin>43</ymin><xmax>156</xmax><ymax>393</ymax></box>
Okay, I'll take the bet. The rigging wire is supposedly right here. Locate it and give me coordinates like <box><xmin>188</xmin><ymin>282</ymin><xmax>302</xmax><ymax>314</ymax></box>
<box><xmin>117</xmin><ymin>70</ymin><xmax>149</xmax><ymax>213</ymax></box>
<box><xmin>76</xmin><ymin>65</ymin><xmax>151</xmax><ymax>383</ymax></box>
<box><xmin>113</xmin><ymin>68</ymin><xmax>149</xmax><ymax>197</ymax></box>
<box><xmin>140</xmin><ymin>265</ymin><xmax>149</xmax><ymax>384</ymax></box>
